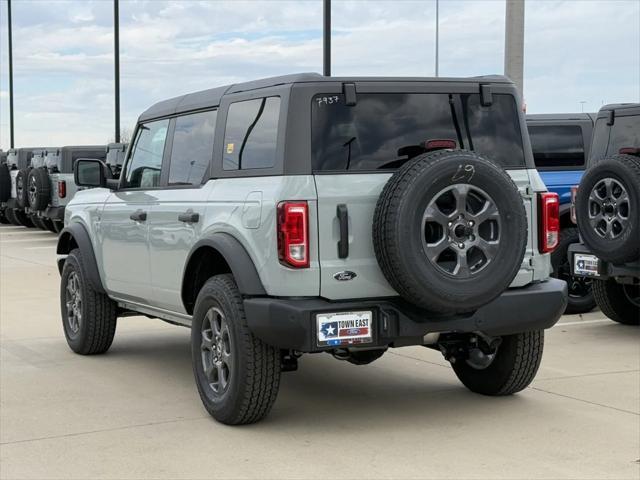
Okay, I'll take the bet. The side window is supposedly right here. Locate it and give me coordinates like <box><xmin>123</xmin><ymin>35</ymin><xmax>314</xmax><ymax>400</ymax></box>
<box><xmin>528</xmin><ymin>125</ymin><xmax>585</xmax><ymax>169</ymax></box>
<box><xmin>223</xmin><ymin>97</ymin><xmax>280</xmax><ymax>170</ymax></box>
<box><xmin>168</xmin><ymin>110</ymin><xmax>217</xmax><ymax>186</ymax></box>
<box><xmin>123</xmin><ymin>119</ymin><xmax>169</xmax><ymax>189</ymax></box>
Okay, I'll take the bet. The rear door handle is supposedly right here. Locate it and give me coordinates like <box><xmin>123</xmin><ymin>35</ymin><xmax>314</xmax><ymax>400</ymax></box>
<box><xmin>129</xmin><ymin>210</ymin><xmax>147</xmax><ymax>222</ymax></box>
<box><xmin>337</xmin><ymin>204</ymin><xmax>349</xmax><ymax>259</ymax></box>
<box><xmin>178</xmin><ymin>211</ymin><xmax>199</xmax><ymax>223</ymax></box>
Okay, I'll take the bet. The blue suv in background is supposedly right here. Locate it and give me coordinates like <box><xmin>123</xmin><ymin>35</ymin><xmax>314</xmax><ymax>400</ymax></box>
<box><xmin>527</xmin><ymin>113</ymin><xmax>596</xmax><ymax>314</ymax></box>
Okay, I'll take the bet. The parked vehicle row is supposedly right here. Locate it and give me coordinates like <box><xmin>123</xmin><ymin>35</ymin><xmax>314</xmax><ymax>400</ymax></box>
<box><xmin>0</xmin><ymin>143</ymin><xmax>127</xmax><ymax>231</ymax></box>
<box><xmin>2</xmin><ymin>75</ymin><xmax>635</xmax><ymax>427</ymax></box>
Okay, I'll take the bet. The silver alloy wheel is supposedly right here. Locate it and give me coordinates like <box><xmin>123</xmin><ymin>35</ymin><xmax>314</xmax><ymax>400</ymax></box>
<box><xmin>588</xmin><ymin>178</ymin><xmax>630</xmax><ymax>239</ymax></box>
<box><xmin>28</xmin><ymin>174</ymin><xmax>38</xmax><ymax>207</ymax></box>
<box><xmin>422</xmin><ymin>184</ymin><xmax>501</xmax><ymax>278</ymax></box>
<box><xmin>201</xmin><ymin>307</ymin><xmax>232</xmax><ymax>396</ymax></box>
<box><xmin>65</xmin><ymin>271</ymin><xmax>82</xmax><ymax>335</ymax></box>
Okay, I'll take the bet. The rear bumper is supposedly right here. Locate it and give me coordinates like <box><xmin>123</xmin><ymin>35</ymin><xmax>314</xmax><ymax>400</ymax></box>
<box><xmin>244</xmin><ymin>278</ymin><xmax>568</xmax><ymax>352</ymax></box>
<box><xmin>568</xmin><ymin>243</ymin><xmax>640</xmax><ymax>280</ymax></box>
<box><xmin>43</xmin><ymin>206</ymin><xmax>65</xmax><ymax>221</ymax></box>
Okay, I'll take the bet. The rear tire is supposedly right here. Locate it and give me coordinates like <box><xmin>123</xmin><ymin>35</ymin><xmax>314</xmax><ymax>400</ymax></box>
<box><xmin>592</xmin><ymin>279</ymin><xmax>640</xmax><ymax>325</ymax></box>
<box><xmin>60</xmin><ymin>249</ymin><xmax>118</xmax><ymax>354</ymax></box>
<box><xmin>5</xmin><ymin>208</ymin><xmax>20</xmax><ymax>226</ymax></box>
<box><xmin>550</xmin><ymin>227</ymin><xmax>596</xmax><ymax>314</ymax></box>
<box><xmin>191</xmin><ymin>274</ymin><xmax>281</xmax><ymax>425</ymax></box>
<box><xmin>13</xmin><ymin>209</ymin><xmax>35</xmax><ymax>228</ymax></box>
<box><xmin>451</xmin><ymin>331</ymin><xmax>544</xmax><ymax>395</ymax></box>
<box><xmin>0</xmin><ymin>211</ymin><xmax>10</xmax><ymax>224</ymax></box>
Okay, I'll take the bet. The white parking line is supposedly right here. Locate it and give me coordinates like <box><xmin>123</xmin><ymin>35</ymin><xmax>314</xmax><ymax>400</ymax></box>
<box><xmin>25</xmin><ymin>246</ymin><xmax>57</xmax><ymax>250</ymax></box>
<box><xmin>0</xmin><ymin>238</ymin><xmax>58</xmax><ymax>244</ymax></box>
<box><xmin>554</xmin><ymin>319</ymin><xmax>611</xmax><ymax>327</ymax></box>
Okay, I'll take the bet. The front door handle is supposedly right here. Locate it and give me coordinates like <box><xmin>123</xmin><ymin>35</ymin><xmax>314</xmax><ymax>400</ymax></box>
<box><xmin>130</xmin><ymin>210</ymin><xmax>147</xmax><ymax>222</ymax></box>
<box><xmin>178</xmin><ymin>211</ymin><xmax>199</xmax><ymax>223</ymax></box>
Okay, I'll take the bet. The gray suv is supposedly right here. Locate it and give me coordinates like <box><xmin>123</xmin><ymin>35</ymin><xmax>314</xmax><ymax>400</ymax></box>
<box><xmin>569</xmin><ymin>103</ymin><xmax>640</xmax><ymax>325</ymax></box>
<box><xmin>56</xmin><ymin>73</ymin><xmax>567</xmax><ymax>425</ymax></box>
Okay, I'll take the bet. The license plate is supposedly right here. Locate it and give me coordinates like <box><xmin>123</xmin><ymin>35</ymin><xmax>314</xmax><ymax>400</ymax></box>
<box><xmin>316</xmin><ymin>311</ymin><xmax>373</xmax><ymax>347</ymax></box>
<box><xmin>574</xmin><ymin>253</ymin><xmax>600</xmax><ymax>277</ymax></box>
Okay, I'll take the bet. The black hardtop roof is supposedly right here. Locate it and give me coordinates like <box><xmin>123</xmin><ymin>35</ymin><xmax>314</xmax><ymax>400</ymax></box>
<box><xmin>139</xmin><ymin>72</ymin><xmax>513</xmax><ymax>122</ymax></box>
<box><xmin>526</xmin><ymin>113</ymin><xmax>595</xmax><ymax>121</ymax></box>
<box><xmin>599</xmin><ymin>103</ymin><xmax>640</xmax><ymax>112</ymax></box>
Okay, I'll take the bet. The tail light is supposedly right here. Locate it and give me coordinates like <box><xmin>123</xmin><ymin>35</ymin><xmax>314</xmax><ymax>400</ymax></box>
<box><xmin>277</xmin><ymin>201</ymin><xmax>309</xmax><ymax>268</ymax></box>
<box><xmin>570</xmin><ymin>186</ymin><xmax>578</xmax><ymax>224</ymax></box>
<box><xmin>424</xmin><ymin>139</ymin><xmax>456</xmax><ymax>151</ymax></box>
<box><xmin>619</xmin><ymin>147</ymin><xmax>640</xmax><ymax>156</ymax></box>
<box><xmin>539</xmin><ymin>192</ymin><xmax>560</xmax><ymax>253</ymax></box>
<box><xmin>58</xmin><ymin>180</ymin><xmax>66</xmax><ymax>198</ymax></box>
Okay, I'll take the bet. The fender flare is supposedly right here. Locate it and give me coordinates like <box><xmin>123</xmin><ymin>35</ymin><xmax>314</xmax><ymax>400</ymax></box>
<box><xmin>184</xmin><ymin>233</ymin><xmax>266</xmax><ymax>297</ymax></box>
<box><xmin>56</xmin><ymin>223</ymin><xmax>106</xmax><ymax>293</ymax></box>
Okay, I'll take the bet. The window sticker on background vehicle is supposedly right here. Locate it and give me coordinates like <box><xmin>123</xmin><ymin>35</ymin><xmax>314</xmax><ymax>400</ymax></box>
<box><xmin>226</xmin><ymin>143</ymin><xmax>235</xmax><ymax>154</ymax></box>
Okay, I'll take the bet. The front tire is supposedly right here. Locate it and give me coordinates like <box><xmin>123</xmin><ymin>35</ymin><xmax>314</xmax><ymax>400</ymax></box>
<box><xmin>451</xmin><ymin>331</ymin><xmax>544</xmax><ymax>395</ymax></box>
<box><xmin>60</xmin><ymin>249</ymin><xmax>117</xmax><ymax>354</ymax></box>
<box><xmin>191</xmin><ymin>274</ymin><xmax>281</xmax><ymax>425</ymax></box>
<box><xmin>592</xmin><ymin>279</ymin><xmax>640</xmax><ymax>325</ymax></box>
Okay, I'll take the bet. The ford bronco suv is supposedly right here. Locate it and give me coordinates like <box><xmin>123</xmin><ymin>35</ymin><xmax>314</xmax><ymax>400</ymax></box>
<box><xmin>56</xmin><ymin>74</ymin><xmax>567</xmax><ymax>425</ymax></box>
<box><xmin>569</xmin><ymin>103</ymin><xmax>640</xmax><ymax>325</ymax></box>
<box><xmin>29</xmin><ymin>145</ymin><xmax>108</xmax><ymax>233</ymax></box>
<box><xmin>527</xmin><ymin>113</ymin><xmax>596</xmax><ymax>314</ymax></box>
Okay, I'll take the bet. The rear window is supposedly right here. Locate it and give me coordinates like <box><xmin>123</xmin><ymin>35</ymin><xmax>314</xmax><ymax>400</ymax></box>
<box><xmin>311</xmin><ymin>92</ymin><xmax>525</xmax><ymax>171</ymax></box>
<box><xmin>607</xmin><ymin>114</ymin><xmax>640</xmax><ymax>156</ymax></box>
<box><xmin>528</xmin><ymin>125</ymin><xmax>585</xmax><ymax>169</ymax></box>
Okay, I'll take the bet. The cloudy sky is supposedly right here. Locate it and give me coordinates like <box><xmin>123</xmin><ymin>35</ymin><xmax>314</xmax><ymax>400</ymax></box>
<box><xmin>0</xmin><ymin>0</ymin><xmax>638</xmax><ymax>148</ymax></box>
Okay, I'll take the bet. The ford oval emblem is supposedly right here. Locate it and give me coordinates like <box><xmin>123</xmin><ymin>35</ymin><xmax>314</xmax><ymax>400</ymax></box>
<box><xmin>333</xmin><ymin>271</ymin><xmax>357</xmax><ymax>281</ymax></box>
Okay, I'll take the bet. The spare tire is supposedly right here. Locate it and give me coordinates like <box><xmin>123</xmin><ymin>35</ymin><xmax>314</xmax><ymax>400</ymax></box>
<box><xmin>576</xmin><ymin>154</ymin><xmax>640</xmax><ymax>263</ymax></box>
<box><xmin>373</xmin><ymin>150</ymin><xmax>527</xmax><ymax>313</ymax></box>
<box><xmin>27</xmin><ymin>168</ymin><xmax>51</xmax><ymax>211</ymax></box>
<box><xmin>15</xmin><ymin>168</ymin><xmax>30</xmax><ymax>209</ymax></box>
<box><xmin>0</xmin><ymin>163</ymin><xmax>11</xmax><ymax>202</ymax></box>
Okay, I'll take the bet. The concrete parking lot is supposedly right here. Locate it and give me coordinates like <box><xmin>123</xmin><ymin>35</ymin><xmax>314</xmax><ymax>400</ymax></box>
<box><xmin>0</xmin><ymin>225</ymin><xmax>638</xmax><ymax>480</ymax></box>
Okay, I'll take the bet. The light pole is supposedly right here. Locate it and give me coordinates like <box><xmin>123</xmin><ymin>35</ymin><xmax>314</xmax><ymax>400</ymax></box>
<box><xmin>435</xmin><ymin>0</ymin><xmax>439</xmax><ymax>77</ymax></box>
<box><xmin>323</xmin><ymin>0</ymin><xmax>331</xmax><ymax>76</ymax></box>
<box><xmin>114</xmin><ymin>0</ymin><xmax>120</xmax><ymax>143</ymax></box>
<box><xmin>504</xmin><ymin>0</ymin><xmax>525</xmax><ymax>96</ymax></box>
<box><xmin>7</xmin><ymin>0</ymin><xmax>15</xmax><ymax>148</ymax></box>
<box><xmin>580</xmin><ymin>101</ymin><xmax>587</xmax><ymax>113</ymax></box>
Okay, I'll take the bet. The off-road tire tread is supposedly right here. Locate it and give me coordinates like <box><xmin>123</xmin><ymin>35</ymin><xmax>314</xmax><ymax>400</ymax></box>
<box><xmin>592</xmin><ymin>279</ymin><xmax>640</xmax><ymax>325</ymax></box>
<box><xmin>452</xmin><ymin>331</ymin><xmax>544</xmax><ymax>395</ymax></box>
<box><xmin>194</xmin><ymin>275</ymin><xmax>280</xmax><ymax>425</ymax></box>
<box><xmin>62</xmin><ymin>249</ymin><xmax>117</xmax><ymax>354</ymax></box>
<box><xmin>496</xmin><ymin>331</ymin><xmax>544</xmax><ymax>395</ymax></box>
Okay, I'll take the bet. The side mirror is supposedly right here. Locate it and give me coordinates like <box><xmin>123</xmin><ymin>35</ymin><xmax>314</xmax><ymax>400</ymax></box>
<box><xmin>74</xmin><ymin>158</ymin><xmax>111</xmax><ymax>188</ymax></box>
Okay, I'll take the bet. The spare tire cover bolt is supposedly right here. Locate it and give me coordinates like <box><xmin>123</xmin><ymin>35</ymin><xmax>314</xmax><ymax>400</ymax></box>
<box><xmin>458</xmin><ymin>243</ymin><xmax>465</xmax><ymax>249</ymax></box>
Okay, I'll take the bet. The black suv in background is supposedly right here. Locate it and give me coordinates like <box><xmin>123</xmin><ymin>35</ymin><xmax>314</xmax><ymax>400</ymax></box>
<box><xmin>570</xmin><ymin>103</ymin><xmax>640</xmax><ymax>325</ymax></box>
